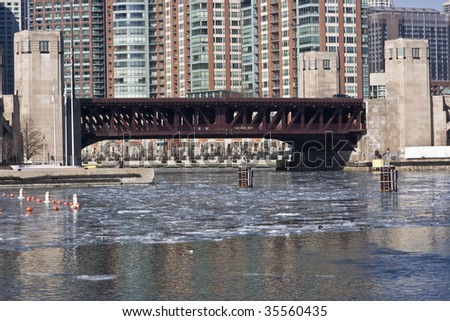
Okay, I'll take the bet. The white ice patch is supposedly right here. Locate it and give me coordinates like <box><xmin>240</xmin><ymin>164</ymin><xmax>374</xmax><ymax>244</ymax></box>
<box><xmin>76</xmin><ymin>274</ymin><xmax>117</xmax><ymax>281</ymax></box>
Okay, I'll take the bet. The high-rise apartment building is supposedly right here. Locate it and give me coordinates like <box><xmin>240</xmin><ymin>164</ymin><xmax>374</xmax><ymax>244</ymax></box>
<box><xmin>107</xmin><ymin>0</ymin><xmax>151</xmax><ymax>98</ymax></box>
<box><xmin>241</xmin><ymin>0</ymin><xmax>259</xmax><ymax>97</ymax></box>
<box><xmin>29</xmin><ymin>0</ymin><xmax>106</xmax><ymax>98</ymax></box>
<box><xmin>148</xmin><ymin>0</ymin><xmax>165</xmax><ymax>97</ymax></box>
<box><xmin>103</xmin><ymin>0</ymin><xmax>164</xmax><ymax>98</ymax></box>
<box><xmin>242</xmin><ymin>0</ymin><xmax>368</xmax><ymax>98</ymax></box>
<box><xmin>26</xmin><ymin>0</ymin><xmax>369</xmax><ymax>99</ymax></box>
<box><xmin>258</xmin><ymin>0</ymin><xmax>297</xmax><ymax>98</ymax></box>
<box><xmin>0</xmin><ymin>0</ymin><xmax>27</xmax><ymax>30</ymax></box>
<box><xmin>104</xmin><ymin>0</ymin><xmax>164</xmax><ymax>98</ymax></box>
<box><xmin>0</xmin><ymin>45</ymin><xmax>3</xmax><ymax>94</ymax></box>
<box><xmin>163</xmin><ymin>0</ymin><xmax>243</xmax><ymax>97</ymax></box>
<box><xmin>296</xmin><ymin>0</ymin><xmax>369</xmax><ymax>98</ymax></box>
<box><xmin>369</xmin><ymin>7</ymin><xmax>450</xmax><ymax>81</ymax></box>
<box><xmin>0</xmin><ymin>0</ymin><xmax>27</xmax><ymax>94</ymax></box>
<box><xmin>368</xmin><ymin>0</ymin><xmax>394</xmax><ymax>7</ymax></box>
<box><xmin>444</xmin><ymin>1</ymin><xmax>450</xmax><ymax>13</ymax></box>
<box><xmin>163</xmin><ymin>0</ymin><xmax>189</xmax><ymax>97</ymax></box>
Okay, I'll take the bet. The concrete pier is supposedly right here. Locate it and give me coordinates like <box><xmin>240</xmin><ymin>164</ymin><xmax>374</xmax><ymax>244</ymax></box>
<box><xmin>0</xmin><ymin>167</ymin><xmax>155</xmax><ymax>187</ymax></box>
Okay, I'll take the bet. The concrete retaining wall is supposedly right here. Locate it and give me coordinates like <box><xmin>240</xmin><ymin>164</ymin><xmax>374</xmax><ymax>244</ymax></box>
<box><xmin>0</xmin><ymin>167</ymin><xmax>155</xmax><ymax>187</ymax></box>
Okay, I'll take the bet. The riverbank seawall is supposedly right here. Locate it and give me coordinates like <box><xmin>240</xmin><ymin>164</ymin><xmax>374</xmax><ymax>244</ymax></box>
<box><xmin>0</xmin><ymin>167</ymin><xmax>155</xmax><ymax>187</ymax></box>
<box><xmin>344</xmin><ymin>159</ymin><xmax>450</xmax><ymax>172</ymax></box>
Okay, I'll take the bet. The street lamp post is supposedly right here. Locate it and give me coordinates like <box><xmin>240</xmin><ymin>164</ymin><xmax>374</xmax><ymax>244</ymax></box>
<box><xmin>70</xmin><ymin>43</ymin><xmax>75</xmax><ymax>166</ymax></box>
<box><xmin>42</xmin><ymin>134</ymin><xmax>46</xmax><ymax>164</ymax></box>
<box><xmin>64</xmin><ymin>83</ymin><xmax>68</xmax><ymax>166</ymax></box>
<box><xmin>69</xmin><ymin>0</ymin><xmax>75</xmax><ymax>166</ymax></box>
<box><xmin>52</xmin><ymin>79</ymin><xmax>57</xmax><ymax>164</ymax></box>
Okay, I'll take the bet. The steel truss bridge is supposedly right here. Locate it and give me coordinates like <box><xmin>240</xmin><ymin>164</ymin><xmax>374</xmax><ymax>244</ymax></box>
<box><xmin>79</xmin><ymin>97</ymin><xmax>366</xmax><ymax>152</ymax></box>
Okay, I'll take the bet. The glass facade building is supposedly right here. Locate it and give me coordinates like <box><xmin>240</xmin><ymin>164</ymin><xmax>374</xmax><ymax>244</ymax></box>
<box><xmin>0</xmin><ymin>0</ymin><xmax>27</xmax><ymax>94</ymax></box>
<box><xmin>186</xmin><ymin>0</ymin><xmax>242</xmax><ymax>94</ymax></box>
<box><xmin>296</xmin><ymin>0</ymin><xmax>369</xmax><ymax>98</ymax></box>
<box><xmin>369</xmin><ymin>7</ymin><xmax>450</xmax><ymax>81</ymax></box>
<box><xmin>112</xmin><ymin>0</ymin><xmax>149</xmax><ymax>98</ymax></box>
<box><xmin>22</xmin><ymin>0</ymin><xmax>370</xmax><ymax>99</ymax></box>
<box><xmin>241</xmin><ymin>0</ymin><xmax>259</xmax><ymax>97</ymax></box>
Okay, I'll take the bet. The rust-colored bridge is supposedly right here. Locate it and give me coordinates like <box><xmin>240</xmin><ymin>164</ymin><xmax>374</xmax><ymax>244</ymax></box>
<box><xmin>79</xmin><ymin>97</ymin><xmax>366</xmax><ymax>151</ymax></box>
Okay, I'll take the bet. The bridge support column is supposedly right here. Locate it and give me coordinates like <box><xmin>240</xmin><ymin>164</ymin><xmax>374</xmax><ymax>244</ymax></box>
<box><xmin>65</xmin><ymin>98</ymin><xmax>82</xmax><ymax>166</ymax></box>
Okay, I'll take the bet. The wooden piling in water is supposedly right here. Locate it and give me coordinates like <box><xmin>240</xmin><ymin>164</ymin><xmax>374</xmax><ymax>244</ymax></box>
<box><xmin>380</xmin><ymin>165</ymin><xmax>398</xmax><ymax>192</ymax></box>
<box><xmin>238</xmin><ymin>166</ymin><xmax>253</xmax><ymax>188</ymax></box>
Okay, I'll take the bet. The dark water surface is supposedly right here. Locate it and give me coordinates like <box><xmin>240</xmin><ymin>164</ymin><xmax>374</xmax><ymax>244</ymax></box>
<box><xmin>1</xmin><ymin>169</ymin><xmax>450</xmax><ymax>300</ymax></box>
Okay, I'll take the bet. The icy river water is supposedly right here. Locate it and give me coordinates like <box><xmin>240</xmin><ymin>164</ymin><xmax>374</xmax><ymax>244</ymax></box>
<box><xmin>1</xmin><ymin>169</ymin><xmax>450</xmax><ymax>300</ymax></box>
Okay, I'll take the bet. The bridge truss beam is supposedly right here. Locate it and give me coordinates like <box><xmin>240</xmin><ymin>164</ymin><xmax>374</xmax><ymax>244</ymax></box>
<box><xmin>80</xmin><ymin>97</ymin><xmax>366</xmax><ymax>151</ymax></box>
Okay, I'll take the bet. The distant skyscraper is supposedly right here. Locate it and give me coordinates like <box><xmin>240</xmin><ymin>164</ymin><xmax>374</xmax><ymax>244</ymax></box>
<box><xmin>0</xmin><ymin>0</ymin><xmax>27</xmax><ymax>30</ymax></box>
<box><xmin>104</xmin><ymin>0</ymin><xmax>164</xmax><ymax>98</ymax></box>
<box><xmin>369</xmin><ymin>6</ymin><xmax>450</xmax><ymax>81</ymax></box>
<box><xmin>368</xmin><ymin>0</ymin><xmax>394</xmax><ymax>7</ymax></box>
<box><xmin>240</xmin><ymin>0</ymin><xmax>297</xmax><ymax>98</ymax></box>
<box><xmin>241</xmin><ymin>0</ymin><xmax>259</xmax><ymax>97</ymax></box>
<box><xmin>163</xmin><ymin>0</ymin><xmax>189</xmax><ymax>97</ymax></box>
<box><xmin>26</xmin><ymin>0</ymin><xmax>369</xmax><ymax>99</ymax></box>
<box><xmin>0</xmin><ymin>46</ymin><xmax>3</xmax><ymax>94</ymax></box>
<box><xmin>241</xmin><ymin>0</ymin><xmax>369</xmax><ymax>98</ymax></box>
<box><xmin>0</xmin><ymin>0</ymin><xmax>27</xmax><ymax>94</ymax></box>
<box><xmin>444</xmin><ymin>1</ymin><xmax>450</xmax><ymax>13</ymax></box>
<box><xmin>106</xmin><ymin>0</ymin><xmax>151</xmax><ymax>98</ymax></box>
<box><xmin>148</xmin><ymin>0</ymin><xmax>165</xmax><ymax>98</ymax></box>
<box><xmin>296</xmin><ymin>0</ymin><xmax>369</xmax><ymax>98</ymax></box>
<box><xmin>29</xmin><ymin>0</ymin><xmax>106</xmax><ymax>98</ymax></box>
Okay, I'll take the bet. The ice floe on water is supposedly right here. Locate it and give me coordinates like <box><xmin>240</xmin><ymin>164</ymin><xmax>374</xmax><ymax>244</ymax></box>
<box><xmin>1</xmin><ymin>170</ymin><xmax>450</xmax><ymax>249</ymax></box>
<box><xmin>75</xmin><ymin>275</ymin><xmax>117</xmax><ymax>281</ymax></box>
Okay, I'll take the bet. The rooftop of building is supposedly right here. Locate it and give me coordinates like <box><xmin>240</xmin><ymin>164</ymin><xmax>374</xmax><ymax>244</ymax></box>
<box><xmin>370</xmin><ymin>7</ymin><xmax>441</xmax><ymax>14</ymax></box>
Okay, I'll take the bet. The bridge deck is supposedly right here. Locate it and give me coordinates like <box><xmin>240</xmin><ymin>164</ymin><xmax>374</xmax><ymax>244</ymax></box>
<box><xmin>79</xmin><ymin>97</ymin><xmax>366</xmax><ymax>150</ymax></box>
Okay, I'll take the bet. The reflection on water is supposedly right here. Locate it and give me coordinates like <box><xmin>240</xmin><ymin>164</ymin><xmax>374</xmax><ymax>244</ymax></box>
<box><xmin>1</xmin><ymin>227</ymin><xmax>450</xmax><ymax>300</ymax></box>
<box><xmin>1</xmin><ymin>170</ymin><xmax>450</xmax><ymax>300</ymax></box>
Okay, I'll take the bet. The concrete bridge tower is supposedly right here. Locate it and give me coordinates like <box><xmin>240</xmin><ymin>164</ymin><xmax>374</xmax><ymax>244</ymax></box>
<box><xmin>361</xmin><ymin>38</ymin><xmax>443</xmax><ymax>161</ymax></box>
<box><xmin>14</xmin><ymin>30</ymin><xmax>67</xmax><ymax>165</ymax></box>
<box><xmin>383</xmin><ymin>39</ymin><xmax>432</xmax><ymax>156</ymax></box>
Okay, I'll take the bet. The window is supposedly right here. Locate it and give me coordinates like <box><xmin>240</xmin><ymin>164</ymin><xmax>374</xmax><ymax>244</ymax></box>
<box><xmin>412</xmin><ymin>47</ymin><xmax>420</xmax><ymax>59</ymax></box>
<box><xmin>39</xmin><ymin>41</ymin><xmax>49</xmax><ymax>53</ymax></box>
<box><xmin>396</xmin><ymin>47</ymin><xmax>405</xmax><ymax>59</ymax></box>
<box><xmin>309</xmin><ymin>58</ymin><xmax>317</xmax><ymax>70</ymax></box>
<box><xmin>22</xmin><ymin>40</ymin><xmax>31</xmax><ymax>53</ymax></box>
<box><xmin>323</xmin><ymin>59</ymin><xmax>331</xmax><ymax>70</ymax></box>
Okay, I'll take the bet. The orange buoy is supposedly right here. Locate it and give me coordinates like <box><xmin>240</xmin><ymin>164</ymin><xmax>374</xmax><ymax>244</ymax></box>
<box><xmin>26</xmin><ymin>207</ymin><xmax>33</xmax><ymax>213</ymax></box>
<box><xmin>51</xmin><ymin>200</ymin><xmax>55</xmax><ymax>204</ymax></box>
<box><xmin>36</xmin><ymin>199</ymin><xmax>41</xmax><ymax>203</ymax></box>
<box><xmin>53</xmin><ymin>206</ymin><xmax>59</xmax><ymax>211</ymax></box>
<box><xmin>2</xmin><ymin>193</ymin><xmax>6</xmax><ymax>197</ymax></box>
<box><xmin>31</xmin><ymin>196</ymin><xmax>35</xmax><ymax>201</ymax></box>
<box><xmin>26</xmin><ymin>196</ymin><xmax>31</xmax><ymax>202</ymax></box>
<box><xmin>0</xmin><ymin>208</ymin><xmax>3</xmax><ymax>213</ymax></box>
<box><xmin>57</xmin><ymin>200</ymin><xmax>62</xmax><ymax>205</ymax></box>
<box><xmin>63</xmin><ymin>201</ymin><xmax>68</xmax><ymax>206</ymax></box>
<box><xmin>71</xmin><ymin>205</ymin><xmax>78</xmax><ymax>210</ymax></box>
<box><xmin>10</xmin><ymin>193</ymin><xmax>14</xmax><ymax>197</ymax></box>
